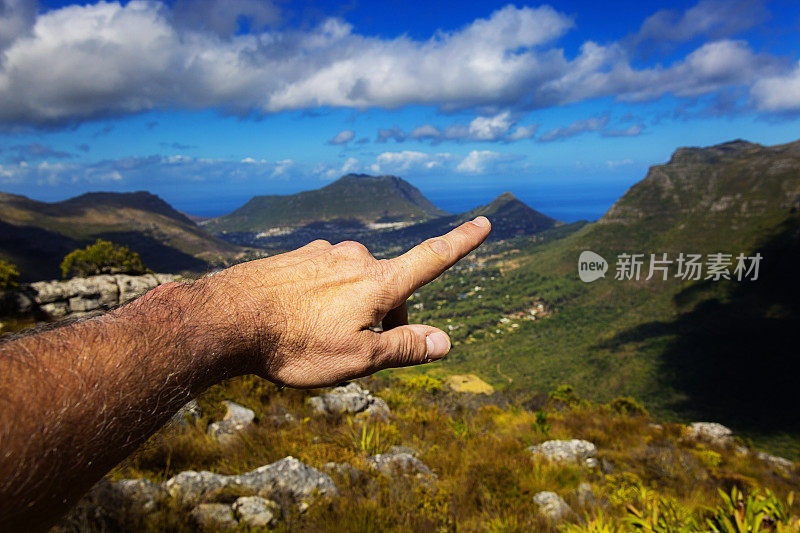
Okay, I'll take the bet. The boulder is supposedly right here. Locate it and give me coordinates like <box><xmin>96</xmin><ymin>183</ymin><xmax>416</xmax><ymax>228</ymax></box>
<box><xmin>232</xmin><ymin>496</ymin><xmax>279</xmax><ymax>527</ymax></box>
<box><xmin>686</xmin><ymin>422</ymin><xmax>734</xmax><ymax>447</ymax></box>
<box><xmin>533</xmin><ymin>491</ymin><xmax>572</xmax><ymax>522</ymax></box>
<box><xmin>307</xmin><ymin>382</ymin><xmax>390</xmax><ymax>419</ymax></box>
<box><xmin>367</xmin><ymin>452</ymin><xmax>435</xmax><ymax>479</ymax></box>
<box><xmin>189</xmin><ymin>503</ymin><xmax>237</xmax><ymax>530</ymax></box>
<box><xmin>756</xmin><ymin>451</ymin><xmax>795</xmax><ymax>474</ymax></box>
<box><xmin>528</xmin><ymin>440</ymin><xmax>598</xmax><ymax>468</ymax></box>
<box><xmin>207</xmin><ymin>401</ymin><xmax>255</xmax><ymax>445</ymax></box>
<box><xmin>165</xmin><ymin>456</ymin><xmax>337</xmax><ymax>505</ymax></box>
<box><xmin>170</xmin><ymin>399</ymin><xmax>202</xmax><ymax>428</ymax></box>
<box><xmin>113</xmin><ymin>479</ymin><xmax>164</xmax><ymax>513</ymax></box>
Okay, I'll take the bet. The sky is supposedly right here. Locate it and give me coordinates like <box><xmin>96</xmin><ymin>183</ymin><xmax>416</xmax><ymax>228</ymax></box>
<box><xmin>0</xmin><ymin>0</ymin><xmax>799</xmax><ymax>220</ymax></box>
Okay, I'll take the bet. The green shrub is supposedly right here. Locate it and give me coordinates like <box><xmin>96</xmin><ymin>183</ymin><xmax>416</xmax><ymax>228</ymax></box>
<box><xmin>609</xmin><ymin>396</ymin><xmax>649</xmax><ymax>417</ymax></box>
<box><xmin>705</xmin><ymin>487</ymin><xmax>796</xmax><ymax>533</ymax></box>
<box><xmin>0</xmin><ymin>259</ymin><xmax>20</xmax><ymax>290</ymax></box>
<box><xmin>549</xmin><ymin>384</ymin><xmax>581</xmax><ymax>407</ymax></box>
<box><xmin>60</xmin><ymin>239</ymin><xmax>148</xmax><ymax>278</ymax></box>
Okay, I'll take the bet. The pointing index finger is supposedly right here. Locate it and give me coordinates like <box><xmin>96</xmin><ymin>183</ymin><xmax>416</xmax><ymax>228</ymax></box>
<box><xmin>388</xmin><ymin>216</ymin><xmax>491</xmax><ymax>298</ymax></box>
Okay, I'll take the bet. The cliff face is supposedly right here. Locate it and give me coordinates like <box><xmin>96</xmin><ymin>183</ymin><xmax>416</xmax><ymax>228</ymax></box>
<box><xmin>1</xmin><ymin>273</ymin><xmax>179</xmax><ymax>321</ymax></box>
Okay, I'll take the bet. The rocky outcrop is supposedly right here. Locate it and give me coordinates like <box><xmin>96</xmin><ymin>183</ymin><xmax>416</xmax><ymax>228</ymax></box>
<box><xmin>307</xmin><ymin>382</ymin><xmax>390</xmax><ymax>419</ymax></box>
<box><xmin>756</xmin><ymin>451</ymin><xmax>796</xmax><ymax>474</ymax></box>
<box><xmin>3</xmin><ymin>273</ymin><xmax>179</xmax><ymax>320</ymax></box>
<box><xmin>367</xmin><ymin>451</ymin><xmax>435</xmax><ymax>479</ymax></box>
<box><xmin>685</xmin><ymin>422</ymin><xmax>734</xmax><ymax>447</ymax></box>
<box><xmin>166</xmin><ymin>456</ymin><xmax>337</xmax><ymax>504</ymax></box>
<box><xmin>533</xmin><ymin>491</ymin><xmax>572</xmax><ymax>522</ymax></box>
<box><xmin>528</xmin><ymin>440</ymin><xmax>599</xmax><ymax>468</ymax></box>
<box><xmin>207</xmin><ymin>401</ymin><xmax>255</xmax><ymax>445</ymax></box>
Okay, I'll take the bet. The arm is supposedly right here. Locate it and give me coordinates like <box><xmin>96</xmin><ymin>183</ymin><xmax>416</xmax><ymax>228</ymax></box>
<box><xmin>0</xmin><ymin>217</ymin><xmax>491</xmax><ymax>530</ymax></box>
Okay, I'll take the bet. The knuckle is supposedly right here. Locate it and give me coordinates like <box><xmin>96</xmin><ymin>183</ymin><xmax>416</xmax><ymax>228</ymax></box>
<box><xmin>336</xmin><ymin>240</ymin><xmax>370</xmax><ymax>256</ymax></box>
<box><xmin>424</xmin><ymin>238</ymin><xmax>451</xmax><ymax>260</ymax></box>
<box><xmin>310</xmin><ymin>239</ymin><xmax>332</xmax><ymax>247</ymax></box>
<box><xmin>398</xmin><ymin>328</ymin><xmax>420</xmax><ymax>362</ymax></box>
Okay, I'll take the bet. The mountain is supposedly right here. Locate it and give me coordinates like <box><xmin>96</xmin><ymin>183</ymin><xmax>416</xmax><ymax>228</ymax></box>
<box><xmin>0</xmin><ymin>191</ymin><xmax>243</xmax><ymax>281</ymax></box>
<box><xmin>403</xmin><ymin>138</ymin><xmax>800</xmax><ymax>458</ymax></box>
<box><xmin>206</xmin><ymin>174</ymin><xmax>448</xmax><ymax>233</ymax></box>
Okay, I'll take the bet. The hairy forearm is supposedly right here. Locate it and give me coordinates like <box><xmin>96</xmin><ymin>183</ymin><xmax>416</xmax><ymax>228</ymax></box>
<box><xmin>0</xmin><ymin>280</ymin><xmax>236</xmax><ymax>531</ymax></box>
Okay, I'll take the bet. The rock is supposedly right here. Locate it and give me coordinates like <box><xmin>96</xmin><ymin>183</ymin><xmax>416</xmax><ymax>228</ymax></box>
<box><xmin>236</xmin><ymin>456</ymin><xmax>338</xmax><ymax>501</ymax></box>
<box><xmin>189</xmin><ymin>503</ymin><xmax>237</xmax><ymax>530</ymax></box>
<box><xmin>233</xmin><ymin>496</ymin><xmax>279</xmax><ymax>528</ymax></box>
<box><xmin>323</xmin><ymin>462</ymin><xmax>364</xmax><ymax>483</ymax></box>
<box><xmin>207</xmin><ymin>401</ymin><xmax>255</xmax><ymax>445</ymax></box>
<box><xmin>114</xmin><ymin>479</ymin><xmax>164</xmax><ymax>513</ymax></box>
<box><xmin>576</xmin><ymin>482</ymin><xmax>596</xmax><ymax>508</ymax></box>
<box><xmin>527</xmin><ymin>440</ymin><xmax>598</xmax><ymax>468</ymax></box>
<box><xmin>27</xmin><ymin>273</ymin><xmax>178</xmax><ymax>320</ymax></box>
<box><xmin>266</xmin><ymin>412</ymin><xmax>297</xmax><ymax>428</ymax></box>
<box><xmin>166</xmin><ymin>457</ymin><xmax>336</xmax><ymax>505</ymax></box>
<box><xmin>165</xmin><ymin>470</ymin><xmax>231</xmax><ymax>503</ymax></box>
<box><xmin>756</xmin><ymin>451</ymin><xmax>795</xmax><ymax>474</ymax></box>
<box><xmin>170</xmin><ymin>399</ymin><xmax>202</xmax><ymax>428</ymax></box>
<box><xmin>307</xmin><ymin>382</ymin><xmax>390</xmax><ymax>419</ymax></box>
<box><xmin>444</xmin><ymin>374</ymin><xmax>494</xmax><ymax>394</ymax></box>
<box><xmin>533</xmin><ymin>491</ymin><xmax>572</xmax><ymax>522</ymax></box>
<box><xmin>367</xmin><ymin>452</ymin><xmax>435</xmax><ymax>479</ymax></box>
<box><xmin>686</xmin><ymin>422</ymin><xmax>734</xmax><ymax>447</ymax></box>
<box><xmin>388</xmin><ymin>445</ymin><xmax>418</xmax><ymax>457</ymax></box>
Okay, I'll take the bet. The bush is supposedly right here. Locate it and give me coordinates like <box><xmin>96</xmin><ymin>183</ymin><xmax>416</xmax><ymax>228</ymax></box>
<box><xmin>60</xmin><ymin>239</ymin><xmax>148</xmax><ymax>278</ymax></box>
<box><xmin>609</xmin><ymin>396</ymin><xmax>649</xmax><ymax>417</ymax></box>
<box><xmin>549</xmin><ymin>384</ymin><xmax>581</xmax><ymax>407</ymax></box>
<box><xmin>0</xmin><ymin>259</ymin><xmax>20</xmax><ymax>290</ymax></box>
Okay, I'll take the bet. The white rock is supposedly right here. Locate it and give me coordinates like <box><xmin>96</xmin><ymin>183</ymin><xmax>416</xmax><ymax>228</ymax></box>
<box><xmin>528</xmin><ymin>439</ymin><xmax>598</xmax><ymax>467</ymax></box>
<box><xmin>533</xmin><ymin>491</ymin><xmax>572</xmax><ymax>522</ymax></box>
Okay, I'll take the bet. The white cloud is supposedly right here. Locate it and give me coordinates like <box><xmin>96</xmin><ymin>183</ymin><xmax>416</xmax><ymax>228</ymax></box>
<box><xmin>751</xmin><ymin>61</ymin><xmax>800</xmax><ymax>113</ymax></box>
<box><xmin>539</xmin><ymin>116</ymin><xmax>609</xmax><ymax>142</ymax></box>
<box><xmin>393</xmin><ymin>111</ymin><xmax>537</xmax><ymax>144</ymax></box>
<box><xmin>328</xmin><ymin>129</ymin><xmax>356</xmax><ymax>145</ymax></box>
<box><xmin>456</xmin><ymin>150</ymin><xmax>503</xmax><ymax>174</ymax></box>
<box><xmin>371</xmin><ymin>151</ymin><xmax>452</xmax><ymax>173</ymax></box>
<box><xmin>0</xmin><ymin>1</ymin><xmax>790</xmax><ymax>127</ymax></box>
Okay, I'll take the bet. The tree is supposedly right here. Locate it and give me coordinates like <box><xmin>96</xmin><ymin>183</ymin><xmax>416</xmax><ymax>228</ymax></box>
<box><xmin>0</xmin><ymin>259</ymin><xmax>20</xmax><ymax>290</ymax></box>
<box><xmin>60</xmin><ymin>239</ymin><xmax>148</xmax><ymax>279</ymax></box>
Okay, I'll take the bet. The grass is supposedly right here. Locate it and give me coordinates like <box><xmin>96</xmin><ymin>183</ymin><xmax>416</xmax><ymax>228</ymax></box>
<box><xmin>55</xmin><ymin>374</ymin><xmax>800</xmax><ymax>531</ymax></box>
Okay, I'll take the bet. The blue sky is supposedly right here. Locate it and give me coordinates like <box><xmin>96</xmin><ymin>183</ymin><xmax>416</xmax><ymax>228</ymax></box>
<box><xmin>0</xmin><ymin>0</ymin><xmax>799</xmax><ymax>220</ymax></box>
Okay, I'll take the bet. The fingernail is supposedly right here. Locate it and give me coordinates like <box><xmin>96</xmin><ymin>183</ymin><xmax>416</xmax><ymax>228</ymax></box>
<box><xmin>472</xmin><ymin>216</ymin><xmax>490</xmax><ymax>228</ymax></box>
<box><xmin>425</xmin><ymin>331</ymin><xmax>451</xmax><ymax>361</ymax></box>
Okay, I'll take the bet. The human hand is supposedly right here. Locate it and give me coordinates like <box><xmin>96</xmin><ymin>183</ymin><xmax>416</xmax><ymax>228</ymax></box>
<box><xmin>197</xmin><ymin>217</ymin><xmax>491</xmax><ymax>388</ymax></box>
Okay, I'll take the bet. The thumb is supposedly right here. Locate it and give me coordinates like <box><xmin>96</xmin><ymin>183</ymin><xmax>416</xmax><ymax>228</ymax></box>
<box><xmin>372</xmin><ymin>324</ymin><xmax>451</xmax><ymax>369</ymax></box>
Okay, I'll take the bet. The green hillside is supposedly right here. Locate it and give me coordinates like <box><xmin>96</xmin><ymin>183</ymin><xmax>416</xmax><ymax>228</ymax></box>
<box><xmin>0</xmin><ymin>191</ymin><xmax>243</xmax><ymax>281</ymax></box>
<box><xmin>400</xmin><ymin>139</ymin><xmax>800</xmax><ymax>458</ymax></box>
<box><xmin>205</xmin><ymin>174</ymin><xmax>448</xmax><ymax>233</ymax></box>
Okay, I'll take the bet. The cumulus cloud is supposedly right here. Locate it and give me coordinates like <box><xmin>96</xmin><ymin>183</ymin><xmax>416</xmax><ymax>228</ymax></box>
<box><xmin>538</xmin><ymin>116</ymin><xmax>609</xmax><ymax>143</ymax></box>
<box><xmin>751</xmin><ymin>61</ymin><xmax>800</xmax><ymax>113</ymax></box>
<box><xmin>386</xmin><ymin>112</ymin><xmax>537</xmax><ymax>144</ymax></box>
<box><xmin>370</xmin><ymin>151</ymin><xmax>453</xmax><ymax>174</ymax></box>
<box><xmin>328</xmin><ymin>129</ymin><xmax>355</xmax><ymax>145</ymax></box>
<box><xmin>605</xmin><ymin>158</ymin><xmax>634</xmax><ymax>168</ymax></box>
<box><xmin>456</xmin><ymin>150</ymin><xmax>505</xmax><ymax>174</ymax></box>
<box><xmin>0</xmin><ymin>1</ymin><xmax>788</xmax><ymax>128</ymax></box>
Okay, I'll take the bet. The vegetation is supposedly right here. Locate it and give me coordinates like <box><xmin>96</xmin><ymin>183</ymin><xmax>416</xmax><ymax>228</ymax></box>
<box><xmin>60</xmin><ymin>239</ymin><xmax>149</xmax><ymax>278</ymax></box>
<box><xmin>0</xmin><ymin>259</ymin><xmax>20</xmax><ymax>290</ymax></box>
<box><xmin>62</xmin><ymin>375</ymin><xmax>799</xmax><ymax>531</ymax></box>
<box><xmin>206</xmin><ymin>174</ymin><xmax>447</xmax><ymax>233</ymax></box>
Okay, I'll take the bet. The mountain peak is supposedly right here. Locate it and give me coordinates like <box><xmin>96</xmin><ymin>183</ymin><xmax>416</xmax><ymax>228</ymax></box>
<box><xmin>208</xmin><ymin>174</ymin><xmax>447</xmax><ymax>232</ymax></box>
<box><xmin>468</xmin><ymin>192</ymin><xmax>557</xmax><ymax>239</ymax></box>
